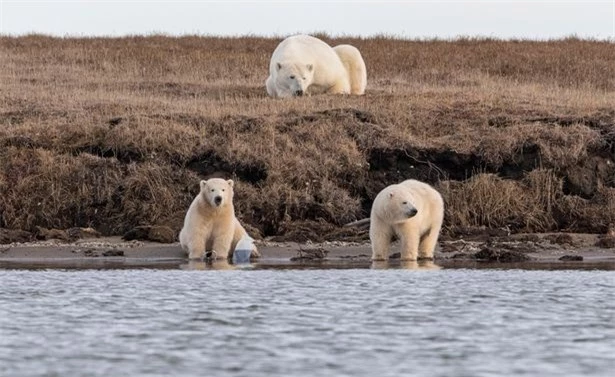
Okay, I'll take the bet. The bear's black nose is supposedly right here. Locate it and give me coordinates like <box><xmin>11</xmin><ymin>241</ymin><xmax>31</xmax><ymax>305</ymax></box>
<box><xmin>295</xmin><ymin>89</ymin><xmax>304</xmax><ymax>96</ymax></box>
<box><xmin>214</xmin><ymin>196</ymin><xmax>222</xmax><ymax>206</ymax></box>
<box><xmin>407</xmin><ymin>208</ymin><xmax>418</xmax><ymax>217</ymax></box>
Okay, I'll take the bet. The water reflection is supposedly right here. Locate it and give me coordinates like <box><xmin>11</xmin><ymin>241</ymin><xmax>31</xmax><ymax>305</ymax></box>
<box><xmin>180</xmin><ymin>260</ymin><xmax>238</xmax><ymax>271</ymax></box>
<box><xmin>371</xmin><ymin>260</ymin><xmax>441</xmax><ymax>270</ymax></box>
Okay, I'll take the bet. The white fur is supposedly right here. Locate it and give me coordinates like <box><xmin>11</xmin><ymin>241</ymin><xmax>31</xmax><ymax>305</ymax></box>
<box><xmin>370</xmin><ymin>179</ymin><xmax>444</xmax><ymax>261</ymax></box>
<box><xmin>179</xmin><ymin>178</ymin><xmax>259</xmax><ymax>260</ymax></box>
<box><xmin>266</xmin><ymin>34</ymin><xmax>367</xmax><ymax>98</ymax></box>
<box><xmin>332</xmin><ymin>44</ymin><xmax>367</xmax><ymax>95</ymax></box>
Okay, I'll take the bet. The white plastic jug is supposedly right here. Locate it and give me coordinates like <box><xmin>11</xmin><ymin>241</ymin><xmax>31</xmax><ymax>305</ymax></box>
<box><xmin>233</xmin><ymin>235</ymin><xmax>254</xmax><ymax>264</ymax></box>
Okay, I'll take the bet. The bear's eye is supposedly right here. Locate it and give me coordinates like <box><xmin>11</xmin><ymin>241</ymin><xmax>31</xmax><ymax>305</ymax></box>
<box><xmin>222</xmin><ymin>189</ymin><xmax>225</xmax><ymax>192</ymax></box>
<box><xmin>302</xmin><ymin>77</ymin><xmax>306</xmax><ymax>80</ymax></box>
<box><xmin>210</xmin><ymin>189</ymin><xmax>214</xmax><ymax>192</ymax></box>
<box><xmin>289</xmin><ymin>75</ymin><xmax>295</xmax><ymax>79</ymax></box>
<box><xmin>402</xmin><ymin>201</ymin><xmax>408</xmax><ymax>205</ymax></box>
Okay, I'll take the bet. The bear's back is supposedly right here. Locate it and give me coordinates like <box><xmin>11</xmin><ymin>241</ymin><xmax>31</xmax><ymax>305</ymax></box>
<box><xmin>270</xmin><ymin>35</ymin><xmax>338</xmax><ymax>68</ymax></box>
<box><xmin>277</xmin><ymin>34</ymin><xmax>333</xmax><ymax>52</ymax></box>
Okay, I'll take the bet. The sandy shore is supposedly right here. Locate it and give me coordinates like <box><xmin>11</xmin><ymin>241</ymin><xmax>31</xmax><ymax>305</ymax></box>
<box><xmin>1</xmin><ymin>234</ymin><xmax>615</xmax><ymax>270</ymax></box>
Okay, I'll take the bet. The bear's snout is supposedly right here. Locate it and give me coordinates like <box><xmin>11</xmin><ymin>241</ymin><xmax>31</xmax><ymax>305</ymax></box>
<box><xmin>294</xmin><ymin>89</ymin><xmax>304</xmax><ymax>96</ymax></box>
<box><xmin>214</xmin><ymin>196</ymin><xmax>223</xmax><ymax>206</ymax></box>
<box><xmin>406</xmin><ymin>208</ymin><xmax>418</xmax><ymax>218</ymax></box>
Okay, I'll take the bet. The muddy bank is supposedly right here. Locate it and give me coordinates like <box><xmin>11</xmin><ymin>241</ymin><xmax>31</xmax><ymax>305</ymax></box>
<box><xmin>2</xmin><ymin>233</ymin><xmax>614</xmax><ymax>270</ymax></box>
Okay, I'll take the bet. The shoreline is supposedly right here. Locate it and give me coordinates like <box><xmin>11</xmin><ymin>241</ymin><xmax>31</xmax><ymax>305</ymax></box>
<box><xmin>2</xmin><ymin>234</ymin><xmax>615</xmax><ymax>270</ymax></box>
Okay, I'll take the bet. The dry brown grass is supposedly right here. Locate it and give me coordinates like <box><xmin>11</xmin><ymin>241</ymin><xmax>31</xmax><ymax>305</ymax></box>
<box><xmin>1</xmin><ymin>35</ymin><xmax>614</xmax><ymax>239</ymax></box>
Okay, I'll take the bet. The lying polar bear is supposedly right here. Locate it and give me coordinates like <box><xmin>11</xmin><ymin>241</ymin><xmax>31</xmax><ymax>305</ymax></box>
<box><xmin>266</xmin><ymin>34</ymin><xmax>367</xmax><ymax>98</ymax></box>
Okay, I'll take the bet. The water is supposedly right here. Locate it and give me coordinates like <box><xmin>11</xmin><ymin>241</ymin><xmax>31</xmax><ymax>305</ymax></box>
<box><xmin>1</xmin><ymin>265</ymin><xmax>614</xmax><ymax>377</ymax></box>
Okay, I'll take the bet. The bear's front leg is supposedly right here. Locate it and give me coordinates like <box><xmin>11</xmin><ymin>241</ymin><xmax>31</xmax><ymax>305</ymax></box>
<box><xmin>370</xmin><ymin>220</ymin><xmax>392</xmax><ymax>261</ymax></box>
<box><xmin>211</xmin><ymin>232</ymin><xmax>234</xmax><ymax>260</ymax></box>
<box><xmin>397</xmin><ymin>223</ymin><xmax>420</xmax><ymax>261</ymax></box>
<box><xmin>187</xmin><ymin>237</ymin><xmax>206</xmax><ymax>260</ymax></box>
<box><xmin>418</xmin><ymin>227</ymin><xmax>440</xmax><ymax>260</ymax></box>
<box><xmin>266</xmin><ymin>76</ymin><xmax>278</xmax><ymax>98</ymax></box>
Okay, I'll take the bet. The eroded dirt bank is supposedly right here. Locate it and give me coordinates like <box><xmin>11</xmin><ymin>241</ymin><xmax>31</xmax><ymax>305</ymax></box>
<box><xmin>1</xmin><ymin>36</ymin><xmax>615</xmax><ymax>243</ymax></box>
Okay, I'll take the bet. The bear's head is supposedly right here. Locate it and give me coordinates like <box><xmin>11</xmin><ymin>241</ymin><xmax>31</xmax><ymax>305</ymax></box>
<box><xmin>379</xmin><ymin>186</ymin><xmax>418</xmax><ymax>223</ymax></box>
<box><xmin>199</xmin><ymin>178</ymin><xmax>234</xmax><ymax>208</ymax></box>
<box><xmin>274</xmin><ymin>62</ymin><xmax>314</xmax><ymax>97</ymax></box>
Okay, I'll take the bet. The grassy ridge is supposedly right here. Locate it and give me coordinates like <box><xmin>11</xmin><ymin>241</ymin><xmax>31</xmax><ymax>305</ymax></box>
<box><xmin>1</xmin><ymin>35</ymin><xmax>614</xmax><ymax>239</ymax></box>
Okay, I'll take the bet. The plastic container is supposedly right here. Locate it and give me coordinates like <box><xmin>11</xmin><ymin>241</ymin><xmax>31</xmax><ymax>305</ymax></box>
<box><xmin>233</xmin><ymin>236</ymin><xmax>254</xmax><ymax>264</ymax></box>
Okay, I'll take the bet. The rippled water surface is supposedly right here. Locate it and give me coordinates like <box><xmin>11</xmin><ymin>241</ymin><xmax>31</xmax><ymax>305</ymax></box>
<box><xmin>1</xmin><ymin>266</ymin><xmax>614</xmax><ymax>377</ymax></box>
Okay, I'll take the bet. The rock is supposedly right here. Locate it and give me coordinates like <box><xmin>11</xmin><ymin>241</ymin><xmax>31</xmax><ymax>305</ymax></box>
<box><xmin>450</xmin><ymin>252</ymin><xmax>474</xmax><ymax>260</ymax></box>
<box><xmin>102</xmin><ymin>249</ymin><xmax>125</xmax><ymax>257</ymax></box>
<box><xmin>34</xmin><ymin>226</ymin><xmax>70</xmax><ymax>242</ymax></box>
<box><xmin>290</xmin><ymin>247</ymin><xmax>329</xmax><ymax>261</ymax></box>
<box><xmin>80</xmin><ymin>248</ymin><xmax>125</xmax><ymax>257</ymax></box>
<box><xmin>122</xmin><ymin>225</ymin><xmax>176</xmax><ymax>243</ymax></box>
<box><xmin>440</xmin><ymin>239</ymin><xmax>475</xmax><ymax>253</ymax></box>
<box><xmin>0</xmin><ymin>228</ymin><xmax>33</xmax><ymax>244</ymax></box>
<box><xmin>595</xmin><ymin>236</ymin><xmax>615</xmax><ymax>248</ymax></box>
<box><xmin>559</xmin><ymin>255</ymin><xmax>583</xmax><ymax>261</ymax></box>
<box><xmin>146</xmin><ymin>226</ymin><xmax>176</xmax><ymax>243</ymax></box>
<box><xmin>545</xmin><ymin>233</ymin><xmax>575</xmax><ymax>246</ymax></box>
<box><xmin>82</xmin><ymin>249</ymin><xmax>97</xmax><ymax>257</ymax></box>
<box><xmin>122</xmin><ymin>227</ymin><xmax>149</xmax><ymax>241</ymax></box>
<box><xmin>67</xmin><ymin>227</ymin><xmax>101</xmax><ymax>240</ymax></box>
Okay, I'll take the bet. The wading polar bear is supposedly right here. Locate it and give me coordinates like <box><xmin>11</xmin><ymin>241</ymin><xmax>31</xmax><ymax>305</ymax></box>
<box><xmin>370</xmin><ymin>180</ymin><xmax>444</xmax><ymax>261</ymax></box>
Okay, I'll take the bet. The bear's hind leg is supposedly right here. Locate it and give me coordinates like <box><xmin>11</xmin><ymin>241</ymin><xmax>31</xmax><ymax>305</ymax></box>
<box><xmin>326</xmin><ymin>79</ymin><xmax>351</xmax><ymax>95</ymax></box>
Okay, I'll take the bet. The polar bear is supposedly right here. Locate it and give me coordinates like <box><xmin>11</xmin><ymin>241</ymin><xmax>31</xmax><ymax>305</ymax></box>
<box><xmin>370</xmin><ymin>179</ymin><xmax>444</xmax><ymax>261</ymax></box>
<box><xmin>332</xmin><ymin>44</ymin><xmax>367</xmax><ymax>95</ymax></box>
<box><xmin>179</xmin><ymin>178</ymin><xmax>259</xmax><ymax>260</ymax></box>
<box><xmin>265</xmin><ymin>34</ymin><xmax>367</xmax><ymax>98</ymax></box>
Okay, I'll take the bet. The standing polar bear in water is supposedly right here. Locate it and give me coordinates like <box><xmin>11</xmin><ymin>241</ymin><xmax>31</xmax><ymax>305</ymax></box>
<box><xmin>266</xmin><ymin>34</ymin><xmax>367</xmax><ymax>98</ymax></box>
<box><xmin>370</xmin><ymin>180</ymin><xmax>444</xmax><ymax>261</ymax></box>
<box><xmin>179</xmin><ymin>178</ymin><xmax>259</xmax><ymax>260</ymax></box>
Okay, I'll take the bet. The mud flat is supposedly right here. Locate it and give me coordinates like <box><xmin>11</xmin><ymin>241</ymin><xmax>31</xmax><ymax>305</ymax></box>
<box><xmin>1</xmin><ymin>233</ymin><xmax>614</xmax><ymax>270</ymax></box>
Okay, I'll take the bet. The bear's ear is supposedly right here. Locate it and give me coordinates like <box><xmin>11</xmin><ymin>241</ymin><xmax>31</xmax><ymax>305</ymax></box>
<box><xmin>306</xmin><ymin>64</ymin><xmax>313</xmax><ymax>72</ymax></box>
<box><xmin>276</xmin><ymin>62</ymin><xmax>282</xmax><ymax>71</ymax></box>
<box><xmin>200</xmin><ymin>180</ymin><xmax>208</xmax><ymax>191</ymax></box>
<box><xmin>227</xmin><ymin>179</ymin><xmax>234</xmax><ymax>188</ymax></box>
